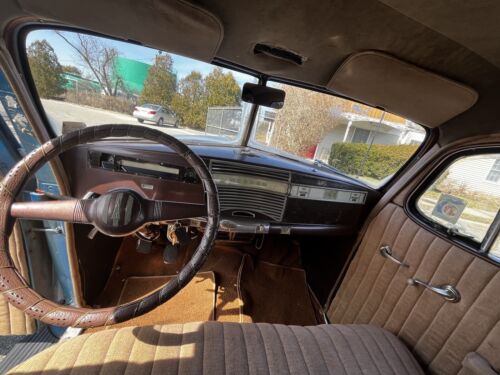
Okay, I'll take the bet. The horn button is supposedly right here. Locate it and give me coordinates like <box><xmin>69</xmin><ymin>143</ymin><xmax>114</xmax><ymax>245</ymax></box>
<box><xmin>89</xmin><ymin>190</ymin><xmax>146</xmax><ymax>236</ymax></box>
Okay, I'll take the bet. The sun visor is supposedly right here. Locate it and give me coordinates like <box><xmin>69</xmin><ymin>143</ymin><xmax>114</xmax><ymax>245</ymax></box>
<box><xmin>327</xmin><ymin>51</ymin><xmax>478</xmax><ymax>127</ymax></box>
<box><xmin>18</xmin><ymin>0</ymin><xmax>223</xmax><ymax>62</ymax></box>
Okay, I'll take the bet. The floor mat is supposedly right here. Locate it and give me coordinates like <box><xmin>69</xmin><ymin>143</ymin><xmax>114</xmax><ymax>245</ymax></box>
<box><xmin>240</xmin><ymin>259</ymin><xmax>319</xmax><ymax>326</ymax></box>
<box><xmin>93</xmin><ymin>236</ymin><xmax>189</xmax><ymax>307</ymax></box>
<box><xmin>92</xmin><ymin>235</ymin><xmax>319</xmax><ymax>326</ymax></box>
<box><xmin>99</xmin><ymin>271</ymin><xmax>216</xmax><ymax>330</ymax></box>
<box><xmin>0</xmin><ymin>327</ymin><xmax>58</xmax><ymax>374</ymax></box>
<box><xmin>199</xmin><ymin>245</ymin><xmax>248</xmax><ymax>323</ymax></box>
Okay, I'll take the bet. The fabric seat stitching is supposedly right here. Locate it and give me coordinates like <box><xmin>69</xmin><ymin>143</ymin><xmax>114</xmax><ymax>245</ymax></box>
<box><xmin>285</xmin><ymin>325</ymin><xmax>310</xmax><ymax>375</ymax></box>
<box><xmin>428</xmin><ymin>270</ymin><xmax>499</xmax><ymax>368</ymax></box>
<box><xmin>123</xmin><ymin>326</ymin><xmax>142</xmax><ymax>375</ymax></box>
<box><xmin>363</xmin><ymin>326</ymin><xmax>399</xmax><ymax>375</ymax></box>
<box><xmin>222</xmin><ymin>323</ymin><xmax>227</xmax><ymax>375</ymax></box>
<box><xmin>406</xmin><ymin>246</ymin><xmax>468</xmax><ymax>342</ymax></box>
<box><xmin>378</xmin><ymin>328</ymin><xmax>414</xmax><ymax>374</ymax></box>
<box><xmin>201</xmin><ymin>323</ymin><xmax>205</xmax><ymax>375</ymax></box>
<box><xmin>255</xmin><ymin>324</ymin><xmax>270</xmax><ymax>375</ymax></box>
<box><xmin>383</xmin><ymin>230</ymin><xmax>432</xmax><ymax>329</ymax></box>
<box><xmin>317</xmin><ymin>326</ymin><xmax>348</xmax><ymax>374</ymax></box>
<box><xmin>150</xmin><ymin>325</ymin><xmax>162</xmax><ymax>375</ymax></box>
<box><xmin>469</xmin><ymin>317</ymin><xmax>500</xmax><ymax>363</ymax></box>
<box><xmin>411</xmin><ymin>249</ymin><xmax>456</xmax><ymax>351</ymax></box>
<box><xmin>347</xmin><ymin>325</ymin><xmax>383</xmax><ymax>375</ymax></box>
<box><xmin>36</xmin><ymin>341</ymin><xmax>63</xmax><ymax>374</ymax></box>
<box><xmin>339</xmin><ymin>205</ymin><xmax>398</xmax><ymax>323</ymax></box>
<box><xmin>68</xmin><ymin>333</ymin><xmax>93</xmax><ymax>375</ymax></box>
<box><xmin>353</xmin><ymin>217</ymin><xmax>409</xmax><ymax>323</ymax></box>
<box><xmin>324</xmin><ymin>325</ymin><xmax>363</xmax><ymax>373</ymax></box>
<box><xmin>175</xmin><ymin>323</ymin><xmax>185</xmax><ymax>375</ymax></box>
<box><xmin>97</xmin><ymin>330</ymin><xmax>118</xmax><ymax>375</ymax></box>
<box><xmin>334</xmin><ymin>215</ymin><xmax>381</xmax><ymax>315</ymax></box>
<box><xmin>396</xmin><ymin>237</ymin><xmax>450</xmax><ymax>336</ymax></box>
<box><xmin>367</xmin><ymin>223</ymin><xmax>420</xmax><ymax>325</ymax></box>
<box><xmin>271</xmin><ymin>324</ymin><xmax>291</xmax><ymax>374</ymax></box>
<box><xmin>239</xmin><ymin>323</ymin><xmax>251</xmax><ymax>374</ymax></box>
<box><xmin>333</xmin><ymin>325</ymin><xmax>368</xmax><ymax>374</ymax></box>
<box><xmin>383</xmin><ymin>228</ymin><xmax>423</xmax><ymax>327</ymax></box>
<box><xmin>303</xmin><ymin>327</ymin><xmax>332</xmax><ymax>375</ymax></box>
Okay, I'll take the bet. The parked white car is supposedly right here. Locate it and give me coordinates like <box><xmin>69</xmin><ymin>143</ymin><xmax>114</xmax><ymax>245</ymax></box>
<box><xmin>133</xmin><ymin>104</ymin><xmax>178</xmax><ymax>127</ymax></box>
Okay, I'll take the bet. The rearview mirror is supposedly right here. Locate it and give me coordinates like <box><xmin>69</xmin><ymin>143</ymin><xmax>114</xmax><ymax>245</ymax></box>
<box><xmin>242</xmin><ymin>83</ymin><xmax>285</xmax><ymax>109</ymax></box>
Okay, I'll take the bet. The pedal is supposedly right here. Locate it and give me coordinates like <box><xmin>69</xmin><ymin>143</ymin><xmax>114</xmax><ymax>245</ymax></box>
<box><xmin>136</xmin><ymin>238</ymin><xmax>153</xmax><ymax>254</ymax></box>
<box><xmin>175</xmin><ymin>226</ymin><xmax>189</xmax><ymax>246</ymax></box>
<box><xmin>163</xmin><ymin>244</ymin><xmax>179</xmax><ymax>263</ymax></box>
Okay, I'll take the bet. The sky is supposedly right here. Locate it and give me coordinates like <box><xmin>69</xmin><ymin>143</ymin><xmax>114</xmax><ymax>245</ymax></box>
<box><xmin>25</xmin><ymin>29</ymin><xmax>254</xmax><ymax>86</ymax></box>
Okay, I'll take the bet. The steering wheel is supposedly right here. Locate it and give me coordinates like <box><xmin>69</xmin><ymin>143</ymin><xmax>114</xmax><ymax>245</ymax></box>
<box><xmin>0</xmin><ymin>124</ymin><xmax>219</xmax><ymax>328</ymax></box>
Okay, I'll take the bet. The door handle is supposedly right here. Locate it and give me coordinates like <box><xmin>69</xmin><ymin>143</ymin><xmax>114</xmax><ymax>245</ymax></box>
<box><xmin>380</xmin><ymin>245</ymin><xmax>408</xmax><ymax>267</ymax></box>
<box><xmin>408</xmin><ymin>278</ymin><xmax>461</xmax><ymax>303</ymax></box>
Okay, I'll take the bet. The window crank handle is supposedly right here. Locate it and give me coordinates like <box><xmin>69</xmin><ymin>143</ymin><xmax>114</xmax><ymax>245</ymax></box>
<box><xmin>408</xmin><ymin>278</ymin><xmax>461</xmax><ymax>303</ymax></box>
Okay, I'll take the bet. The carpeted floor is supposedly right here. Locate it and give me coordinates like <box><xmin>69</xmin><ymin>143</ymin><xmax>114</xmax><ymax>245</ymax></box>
<box><xmin>87</xmin><ymin>272</ymin><xmax>216</xmax><ymax>332</ymax></box>
<box><xmin>91</xmin><ymin>234</ymin><xmax>319</xmax><ymax>327</ymax></box>
<box><xmin>240</xmin><ymin>259</ymin><xmax>318</xmax><ymax>325</ymax></box>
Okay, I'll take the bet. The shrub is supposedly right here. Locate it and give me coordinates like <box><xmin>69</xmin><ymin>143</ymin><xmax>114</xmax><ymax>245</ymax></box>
<box><xmin>65</xmin><ymin>90</ymin><xmax>136</xmax><ymax>115</ymax></box>
<box><xmin>329</xmin><ymin>143</ymin><xmax>419</xmax><ymax>180</ymax></box>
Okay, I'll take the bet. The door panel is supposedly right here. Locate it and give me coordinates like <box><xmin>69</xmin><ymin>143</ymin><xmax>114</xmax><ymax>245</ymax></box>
<box><xmin>328</xmin><ymin>203</ymin><xmax>500</xmax><ymax>374</ymax></box>
<box><xmin>0</xmin><ymin>224</ymin><xmax>36</xmax><ymax>335</ymax></box>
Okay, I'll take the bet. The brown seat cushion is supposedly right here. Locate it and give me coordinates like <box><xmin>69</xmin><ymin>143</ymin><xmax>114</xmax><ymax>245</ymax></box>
<box><xmin>8</xmin><ymin>322</ymin><xmax>423</xmax><ymax>374</ymax></box>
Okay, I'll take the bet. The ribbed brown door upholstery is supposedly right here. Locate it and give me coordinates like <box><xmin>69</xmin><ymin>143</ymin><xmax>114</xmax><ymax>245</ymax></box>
<box><xmin>328</xmin><ymin>203</ymin><xmax>500</xmax><ymax>374</ymax></box>
<box><xmin>8</xmin><ymin>322</ymin><xmax>423</xmax><ymax>374</ymax></box>
<box><xmin>0</xmin><ymin>223</ymin><xmax>36</xmax><ymax>335</ymax></box>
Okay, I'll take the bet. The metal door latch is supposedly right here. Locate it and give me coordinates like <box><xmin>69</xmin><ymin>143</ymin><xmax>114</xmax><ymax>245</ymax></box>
<box><xmin>379</xmin><ymin>245</ymin><xmax>408</xmax><ymax>267</ymax></box>
<box><xmin>30</xmin><ymin>227</ymin><xmax>63</xmax><ymax>234</ymax></box>
<box><xmin>408</xmin><ymin>278</ymin><xmax>461</xmax><ymax>303</ymax></box>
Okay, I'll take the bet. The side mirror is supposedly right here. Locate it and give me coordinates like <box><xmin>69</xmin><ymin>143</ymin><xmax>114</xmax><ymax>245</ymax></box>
<box><xmin>242</xmin><ymin>83</ymin><xmax>285</xmax><ymax>109</ymax></box>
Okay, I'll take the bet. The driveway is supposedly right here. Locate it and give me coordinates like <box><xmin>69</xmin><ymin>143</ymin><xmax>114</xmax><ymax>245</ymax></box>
<box><xmin>41</xmin><ymin>99</ymin><xmax>204</xmax><ymax>137</ymax></box>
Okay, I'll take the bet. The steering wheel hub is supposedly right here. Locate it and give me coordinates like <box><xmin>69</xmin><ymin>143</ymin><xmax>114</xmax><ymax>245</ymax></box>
<box><xmin>89</xmin><ymin>190</ymin><xmax>145</xmax><ymax>237</ymax></box>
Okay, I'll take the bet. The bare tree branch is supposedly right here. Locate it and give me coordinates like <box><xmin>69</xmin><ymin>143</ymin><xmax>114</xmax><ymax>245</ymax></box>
<box><xmin>55</xmin><ymin>31</ymin><xmax>119</xmax><ymax>96</ymax></box>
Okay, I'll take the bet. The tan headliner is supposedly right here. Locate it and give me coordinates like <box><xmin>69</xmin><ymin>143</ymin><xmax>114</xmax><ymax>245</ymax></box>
<box><xmin>3</xmin><ymin>0</ymin><xmax>500</xmax><ymax>143</ymax></box>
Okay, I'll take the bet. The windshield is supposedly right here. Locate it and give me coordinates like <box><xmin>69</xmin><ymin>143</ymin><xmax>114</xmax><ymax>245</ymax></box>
<box><xmin>249</xmin><ymin>82</ymin><xmax>426</xmax><ymax>187</ymax></box>
<box><xmin>25</xmin><ymin>29</ymin><xmax>256</xmax><ymax>144</ymax></box>
<box><xmin>25</xmin><ymin>29</ymin><xmax>426</xmax><ymax>187</ymax></box>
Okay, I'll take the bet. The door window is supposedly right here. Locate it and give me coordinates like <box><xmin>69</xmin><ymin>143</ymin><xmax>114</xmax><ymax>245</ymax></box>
<box><xmin>416</xmin><ymin>152</ymin><xmax>500</xmax><ymax>260</ymax></box>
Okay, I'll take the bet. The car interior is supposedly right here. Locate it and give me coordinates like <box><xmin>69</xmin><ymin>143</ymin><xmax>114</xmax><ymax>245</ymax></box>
<box><xmin>0</xmin><ymin>0</ymin><xmax>499</xmax><ymax>374</ymax></box>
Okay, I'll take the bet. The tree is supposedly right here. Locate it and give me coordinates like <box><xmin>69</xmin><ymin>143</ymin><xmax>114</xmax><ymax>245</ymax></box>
<box><xmin>268</xmin><ymin>85</ymin><xmax>353</xmax><ymax>157</ymax></box>
<box><xmin>171</xmin><ymin>71</ymin><xmax>206</xmax><ymax>129</ymax></box>
<box><xmin>205</xmin><ymin>68</ymin><xmax>241</xmax><ymax>107</ymax></box>
<box><xmin>27</xmin><ymin>40</ymin><xmax>65</xmax><ymax>98</ymax></box>
<box><xmin>139</xmin><ymin>53</ymin><xmax>177</xmax><ymax>107</ymax></box>
<box><xmin>61</xmin><ymin>65</ymin><xmax>82</xmax><ymax>76</ymax></box>
<box><xmin>56</xmin><ymin>31</ymin><xmax>120</xmax><ymax>96</ymax></box>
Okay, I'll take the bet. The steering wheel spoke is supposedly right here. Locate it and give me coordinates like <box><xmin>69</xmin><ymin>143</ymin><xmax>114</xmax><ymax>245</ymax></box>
<box><xmin>10</xmin><ymin>199</ymin><xmax>91</xmax><ymax>223</ymax></box>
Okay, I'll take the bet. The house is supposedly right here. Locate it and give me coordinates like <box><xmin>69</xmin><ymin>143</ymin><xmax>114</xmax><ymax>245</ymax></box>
<box><xmin>313</xmin><ymin>112</ymin><xmax>426</xmax><ymax>162</ymax></box>
<box><xmin>444</xmin><ymin>155</ymin><xmax>500</xmax><ymax>197</ymax></box>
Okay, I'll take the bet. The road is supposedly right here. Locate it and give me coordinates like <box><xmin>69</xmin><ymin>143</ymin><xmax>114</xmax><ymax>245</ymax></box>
<box><xmin>41</xmin><ymin>99</ymin><xmax>204</xmax><ymax>137</ymax></box>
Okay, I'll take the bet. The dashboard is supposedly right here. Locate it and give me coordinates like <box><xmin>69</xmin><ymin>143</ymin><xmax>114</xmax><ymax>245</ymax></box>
<box><xmin>61</xmin><ymin>141</ymin><xmax>380</xmax><ymax>236</ymax></box>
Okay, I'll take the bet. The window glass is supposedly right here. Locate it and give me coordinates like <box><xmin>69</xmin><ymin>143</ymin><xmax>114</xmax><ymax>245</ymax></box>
<box><xmin>416</xmin><ymin>154</ymin><xmax>500</xmax><ymax>244</ymax></box>
<box><xmin>250</xmin><ymin>82</ymin><xmax>426</xmax><ymax>187</ymax></box>
<box><xmin>25</xmin><ymin>29</ymin><xmax>256</xmax><ymax>144</ymax></box>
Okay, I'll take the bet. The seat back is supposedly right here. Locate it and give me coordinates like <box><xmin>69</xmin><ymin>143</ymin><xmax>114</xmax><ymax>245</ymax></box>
<box><xmin>0</xmin><ymin>223</ymin><xmax>36</xmax><ymax>335</ymax></box>
<box><xmin>328</xmin><ymin>203</ymin><xmax>500</xmax><ymax>374</ymax></box>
